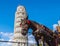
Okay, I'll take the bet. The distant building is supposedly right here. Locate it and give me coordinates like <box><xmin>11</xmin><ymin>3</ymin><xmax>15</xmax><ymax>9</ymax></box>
<box><xmin>57</xmin><ymin>21</ymin><xmax>60</xmax><ymax>33</ymax></box>
<box><xmin>53</xmin><ymin>20</ymin><xmax>60</xmax><ymax>33</ymax></box>
<box><xmin>53</xmin><ymin>20</ymin><xmax>60</xmax><ymax>46</ymax></box>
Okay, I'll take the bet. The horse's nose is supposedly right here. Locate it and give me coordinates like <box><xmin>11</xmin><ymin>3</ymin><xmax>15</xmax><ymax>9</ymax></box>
<box><xmin>21</xmin><ymin>31</ymin><xmax>27</xmax><ymax>35</ymax></box>
<box><xmin>21</xmin><ymin>29</ymin><xmax>27</xmax><ymax>35</ymax></box>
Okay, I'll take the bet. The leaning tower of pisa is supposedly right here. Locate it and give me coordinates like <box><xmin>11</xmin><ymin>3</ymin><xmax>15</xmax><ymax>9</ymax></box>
<box><xmin>13</xmin><ymin>5</ymin><xmax>28</xmax><ymax>46</ymax></box>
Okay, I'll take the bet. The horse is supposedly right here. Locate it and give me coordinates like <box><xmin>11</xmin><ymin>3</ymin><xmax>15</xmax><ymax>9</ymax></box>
<box><xmin>20</xmin><ymin>19</ymin><xmax>57</xmax><ymax>46</ymax></box>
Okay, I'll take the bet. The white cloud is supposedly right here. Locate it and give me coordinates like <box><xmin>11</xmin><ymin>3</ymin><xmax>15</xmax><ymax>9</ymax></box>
<box><xmin>0</xmin><ymin>32</ymin><xmax>13</xmax><ymax>46</ymax></box>
<box><xmin>28</xmin><ymin>35</ymin><xmax>36</xmax><ymax>44</ymax></box>
<box><xmin>0</xmin><ymin>32</ymin><xmax>13</xmax><ymax>39</ymax></box>
<box><xmin>58</xmin><ymin>20</ymin><xmax>60</xmax><ymax>26</ymax></box>
<box><xmin>0</xmin><ymin>32</ymin><xmax>4</xmax><ymax>34</ymax></box>
<box><xmin>53</xmin><ymin>24</ymin><xmax>58</xmax><ymax>32</ymax></box>
<box><xmin>0</xmin><ymin>32</ymin><xmax>37</xmax><ymax>46</ymax></box>
<box><xmin>0</xmin><ymin>38</ymin><xmax>4</xmax><ymax>41</ymax></box>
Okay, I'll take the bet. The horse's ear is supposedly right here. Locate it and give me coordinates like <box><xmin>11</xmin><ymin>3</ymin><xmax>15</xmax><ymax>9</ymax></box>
<box><xmin>20</xmin><ymin>23</ymin><xmax>22</xmax><ymax>27</ymax></box>
<box><xmin>27</xmin><ymin>20</ymin><xmax>31</xmax><ymax>25</ymax></box>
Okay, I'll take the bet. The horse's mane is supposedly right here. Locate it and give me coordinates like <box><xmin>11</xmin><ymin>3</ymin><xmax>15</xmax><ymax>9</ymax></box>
<box><xmin>30</xmin><ymin>20</ymin><xmax>42</xmax><ymax>26</ymax></box>
<box><xmin>30</xmin><ymin>20</ymin><xmax>51</xmax><ymax>29</ymax></box>
<box><xmin>30</xmin><ymin>20</ymin><xmax>53</xmax><ymax>34</ymax></box>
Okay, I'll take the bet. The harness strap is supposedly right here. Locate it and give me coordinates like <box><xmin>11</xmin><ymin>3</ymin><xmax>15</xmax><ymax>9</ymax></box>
<box><xmin>27</xmin><ymin>20</ymin><xmax>31</xmax><ymax>25</ymax></box>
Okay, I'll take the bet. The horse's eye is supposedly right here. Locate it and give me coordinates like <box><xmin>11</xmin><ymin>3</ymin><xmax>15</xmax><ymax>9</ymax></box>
<box><xmin>22</xmin><ymin>28</ymin><xmax>27</xmax><ymax>31</ymax></box>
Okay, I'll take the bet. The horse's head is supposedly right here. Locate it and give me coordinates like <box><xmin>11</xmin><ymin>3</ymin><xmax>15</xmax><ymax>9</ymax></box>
<box><xmin>21</xmin><ymin>27</ymin><xmax>28</xmax><ymax>36</ymax></box>
<box><xmin>21</xmin><ymin>19</ymin><xmax>30</xmax><ymax>36</ymax></box>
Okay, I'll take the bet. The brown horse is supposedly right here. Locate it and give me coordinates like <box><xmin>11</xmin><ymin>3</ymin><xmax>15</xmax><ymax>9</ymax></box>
<box><xmin>21</xmin><ymin>19</ymin><xmax>57</xmax><ymax>46</ymax></box>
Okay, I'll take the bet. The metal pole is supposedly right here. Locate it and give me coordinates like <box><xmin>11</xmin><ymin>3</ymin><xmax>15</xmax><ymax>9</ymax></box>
<box><xmin>27</xmin><ymin>33</ymin><xmax>28</xmax><ymax>46</ymax></box>
<box><xmin>18</xmin><ymin>42</ymin><xmax>20</xmax><ymax>46</ymax></box>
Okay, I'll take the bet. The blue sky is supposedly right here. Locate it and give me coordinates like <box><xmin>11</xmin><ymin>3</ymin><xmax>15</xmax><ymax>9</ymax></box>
<box><xmin>0</xmin><ymin>0</ymin><xmax>60</xmax><ymax>33</ymax></box>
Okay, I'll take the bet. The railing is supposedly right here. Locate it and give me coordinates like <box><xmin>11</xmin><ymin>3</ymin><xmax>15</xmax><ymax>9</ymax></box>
<box><xmin>0</xmin><ymin>40</ymin><xmax>27</xmax><ymax>46</ymax></box>
<box><xmin>0</xmin><ymin>40</ymin><xmax>37</xmax><ymax>46</ymax></box>
<box><xmin>0</xmin><ymin>32</ymin><xmax>37</xmax><ymax>46</ymax></box>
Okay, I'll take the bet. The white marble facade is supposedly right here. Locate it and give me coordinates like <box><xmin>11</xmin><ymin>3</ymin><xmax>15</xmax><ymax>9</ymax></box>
<box><xmin>13</xmin><ymin>5</ymin><xmax>28</xmax><ymax>46</ymax></box>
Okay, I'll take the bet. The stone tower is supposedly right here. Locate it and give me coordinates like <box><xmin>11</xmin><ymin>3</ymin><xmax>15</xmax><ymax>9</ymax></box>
<box><xmin>13</xmin><ymin>5</ymin><xmax>28</xmax><ymax>46</ymax></box>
